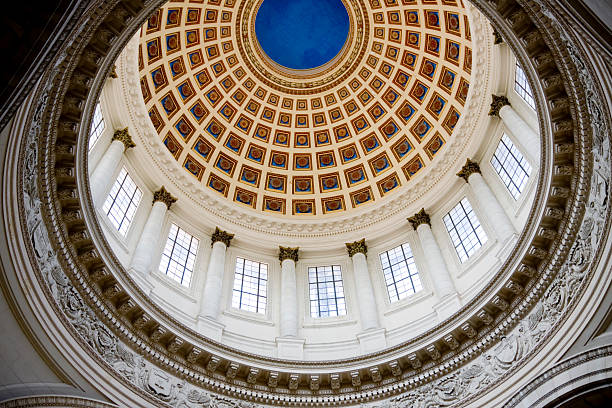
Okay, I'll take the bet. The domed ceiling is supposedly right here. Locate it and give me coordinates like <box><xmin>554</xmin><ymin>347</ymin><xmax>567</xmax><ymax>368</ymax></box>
<box><xmin>138</xmin><ymin>0</ymin><xmax>473</xmax><ymax>217</ymax></box>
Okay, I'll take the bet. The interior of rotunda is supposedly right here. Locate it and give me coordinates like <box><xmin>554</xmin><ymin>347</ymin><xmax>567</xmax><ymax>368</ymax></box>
<box><xmin>0</xmin><ymin>0</ymin><xmax>611</xmax><ymax>407</ymax></box>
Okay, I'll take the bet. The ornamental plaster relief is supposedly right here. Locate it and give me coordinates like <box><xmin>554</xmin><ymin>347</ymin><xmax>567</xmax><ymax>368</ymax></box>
<box><xmin>116</xmin><ymin>4</ymin><xmax>495</xmax><ymax>240</ymax></box>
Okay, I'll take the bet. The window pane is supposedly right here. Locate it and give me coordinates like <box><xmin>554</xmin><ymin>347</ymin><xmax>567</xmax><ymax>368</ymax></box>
<box><xmin>443</xmin><ymin>198</ymin><xmax>488</xmax><ymax>262</ymax></box>
<box><xmin>515</xmin><ymin>63</ymin><xmax>535</xmax><ymax>109</ymax></box>
<box><xmin>159</xmin><ymin>224</ymin><xmax>199</xmax><ymax>287</ymax></box>
<box><xmin>102</xmin><ymin>167</ymin><xmax>142</xmax><ymax>236</ymax></box>
<box><xmin>379</xmin><ymin>243</ymin><xmax>422</xmax><ymax>302</ymax></box>
<box><xmin>308</xmin><ymin>265</ymin><xmax>346</xmax><ymax>318</ymax></box>
<box><xmin>231</xmin><ymin>257</ymin><xmax>268</xmax><ymax>314</ymax></box>
<box><xmin>491</xmin><ymin>134</ymin><xmax>532</xmax><ymax>199</ymax></box>
<box><xmin>89</xmin><ymin>103</ymin><xmax>105</xmax><ymax>150</ymax></box>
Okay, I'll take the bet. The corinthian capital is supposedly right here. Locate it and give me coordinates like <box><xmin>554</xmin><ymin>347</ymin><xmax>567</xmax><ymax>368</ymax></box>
<box><xmin>111</xmin><ymin>127</ymin><xmax>136</xmax><ymax>149</ymax></box>
<box><xmin>456</xmin><ymin>159</ymin><xmax>481</xmax><ymax>182</ymax></box>
<box><xmin>211</xmin><ymin>227</ymin><xmax>234</xmax><ymax>247</ymax></box>
<box><xmin>407</xmin><ymin>208</ymin><xmax>431</xmax><ymax>230</ymax></box>
<box><xmin>279</xmin><ymin>246</ymin><xmax>299</xmax><ymax>263</ymax></box>
<box><xmin>152</xmin><ymin>186</ymin><xmax>177</xmax><ymax>209</ymax></box>
<box><xmin>346</xmin><ymin>239</ymin><xmax>367</xmax><ymax>257</ymax></box>
<box><xmin>488</xmin><ymin>94</ymin><xmax>511</xmax><ymax>117</ymax></box>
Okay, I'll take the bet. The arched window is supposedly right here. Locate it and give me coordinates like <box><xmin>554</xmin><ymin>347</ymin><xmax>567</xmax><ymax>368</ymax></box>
<box><xmin>159</xmin><ymin>224</ymin><xmax>199</xmax><ymax>287</ymax></box>
<box><xmin>514</xmin><ymin>63</ymin><xmax>535</xmax><ymax>109</ymax></box>
<box><xmin>308</xmin><ymin>265</ymin><xmax>346</xmax><ymax>318</ymax></box>
<box><xmin>379</xmin><ymin>243</ymin><xmax>422</xmax><ymax>302</ymax></box>
<box><xmin>102</xmin><ymin>167</ymin><xmax>142</xmax><ymax>236</ymax></box>
<box><xmin>491</xmin><ymin>134</ymin><xmax>532</xmax><ymax>199</ymax></box>
<box><xmin>443</xmin><ymin>198</ymin><xmax>487</xmax><ymax>263</ymax></box>
<box><xmin>231</xmin><ymin>258</ymin><xmax>268</xmax><ymax>314</ymax></box>
<box><xmin>89</xmin><ymin>102</ymin><xmax>105</xmax><ymax>150</ymax></box>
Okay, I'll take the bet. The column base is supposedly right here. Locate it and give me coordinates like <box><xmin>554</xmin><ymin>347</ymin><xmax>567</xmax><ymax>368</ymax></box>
<box><xmin>276</xmin><ymin>337</ymin><xmax>305</xmax><ymax>360</ymax></box>
<box><xmin>196</xmin><ymin>316</ymin><xmax>225</xmax><ymax>342</ymax></box>
<box><xmin>434</xmin><ymin>293</ymin><xmax>462</xmax><ymax>321</ymax></box>
<box><xmin>357</xmin><ymin>328</ymin><xmax>387</xmax><ymax>354</ymax></box>
<box><xmin>127</xmin><ymin>267</ymin><xmax>154</xmax><ymax>296</ymax></box>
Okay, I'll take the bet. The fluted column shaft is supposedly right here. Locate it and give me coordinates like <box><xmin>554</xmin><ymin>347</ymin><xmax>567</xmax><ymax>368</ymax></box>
<box><xmin>351</xmin><ymin>252</ymin><xmax>380</xmax><ymax>330</ymax></box>
<box><xmin>279</xmin><ymin>258</ymin><xmax>298</xmax><ymax>337</ymax></box>
<box><xmin>130</xmin><ymin>201</ymin><xmax>167</xmax><ymax>274</ymax></box>
<box><xmin>467</xmin><ymin>172</ymin><xmax>515</xmax><ymax>242</ymax></box>
<box><xmin>498</xmin><ymin>104</ymin><xmax>539</xmax><ymax>159</ymax></box>
<box><xmin>90</xmin><ymin>139</ymin><xmax>126</xmax><ymax>205</ymax></box>
<box><xmin>200</xmin><ymin>241</ymin><xmax>228</xmax><ymax>319</ymax></box>
<box><xmin>415</xmin><ymin>223</ymin><xmax>456</xmax><ymax>298</ymax></box>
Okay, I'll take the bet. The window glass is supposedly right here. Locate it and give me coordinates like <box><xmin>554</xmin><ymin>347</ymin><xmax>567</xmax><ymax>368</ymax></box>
<box><xmin>89</xmin><ymin>102</ymin><xmax>105</xmax><ymax>150</ymax></box>
<box><xmin>308</xmin><ymin>265</ymin><xmax>346</xmax><ymax>318</ymax></box>
<box><xmin>102</xmin><ymin>167</ymin><xmax>142</xmax><ymax>236</ymax></box>
<box><xmin>443</xmin><ymin>198</ymin><xmax>488</xmax><ymax>263</ymax></box>
<box><xmin>491</xmin><ymin>134</ymin><xmax>532</xmax><ymax>199</ymax></box>
<box><xmin>232</xmin><ymin>258</ymin><xmax>268</xmax><ymax>314</ymax></box>
<box><xmin>159</xmin><ymin>224</ymin><xmax>199</xmax><ymax>286</ymax></box>
<box><xmin>515</xmin><ymin>63</ymin><xmax>535</xmax><ymax>109</ymax></box>
<box><xmin>379</xmin><ymin>243</ymin><xmax>423</xmax><ymax>302</ymax></box>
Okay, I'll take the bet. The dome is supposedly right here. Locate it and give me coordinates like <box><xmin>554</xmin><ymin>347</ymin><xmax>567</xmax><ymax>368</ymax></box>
<box><xmin>1</xmin><ymin>0</ymin><xmax>611</xmax><ymax>407</ymax></box>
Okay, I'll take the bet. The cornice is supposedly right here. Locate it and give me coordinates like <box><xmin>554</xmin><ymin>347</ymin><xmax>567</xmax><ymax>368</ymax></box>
<box><xmin>7</xmin><ymin>0</ymin><xmax>612</xmax><ymax>406</ymax></box>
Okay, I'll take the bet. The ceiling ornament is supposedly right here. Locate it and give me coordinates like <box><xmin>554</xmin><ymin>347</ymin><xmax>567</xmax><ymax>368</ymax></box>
<box><xmin>133</xmin><ymin>0</ymin><xmax>485</xmax><ymax>226</ymax></box>
<box><xmin>152</xmin><ymin>186</ymin><xmax>177</xmax><ymax>209</ymax></box>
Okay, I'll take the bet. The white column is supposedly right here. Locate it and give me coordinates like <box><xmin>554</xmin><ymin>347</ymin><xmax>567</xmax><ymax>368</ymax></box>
<box><xmin>90</xmin><ymin>140</ymin><xmax>125</xmax><ymax>205</ymax></box>
<box><xmin>90</xmin><ymin>128</ymin><xmax>134</xmax><ymax>206</ymax></box>
<box><xmin>130</xmin><ymin>187</ymin><xmax>176</xmax><ymax>276</ymax></box>
<box><xmin>491</xmin><ymin>95</ymin><xmax>540</xmax><ymax>162</ymax></box>
<box><xmin>408</xmin><ymin>209</ymin><xmax>457</xmax><ymax>300</ymax></box>
<box><xmin>499</xmin><ymin>105</ymin><xmax>539</xmax><ymax>157</ymax></box>
<box><xmin>458</xmin><ymin>160</ymin><xmax>515</xmax><ymax>244</ymax></box>
<box><xmin>279</xmin><ymin>247</ymin><xmax>299</xmax><ymax>338</ymax></box>
<box><xmin>347</xmin><ymin>240</ymin><xmax>380</xmax><ymax>331</ymax></box>
<box><xmin>200</xmin><ymin>228</ymin><xmax>233</xmax><ymax>320</ymax></box>
<box><xmin>415</xmin><ymin>223</ymin><xmax>457</xmax><ymax>299</ymax></box>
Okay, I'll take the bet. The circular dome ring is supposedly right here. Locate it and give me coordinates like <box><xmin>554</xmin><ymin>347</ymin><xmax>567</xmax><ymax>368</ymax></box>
<box><xmin>9</xmin><ymin>0</ymin><xmax>610</xmax><ymax>406</ymax></box>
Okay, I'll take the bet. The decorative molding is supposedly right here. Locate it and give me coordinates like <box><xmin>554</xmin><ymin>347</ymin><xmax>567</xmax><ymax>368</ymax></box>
<box><xmin>1</xmin><ymin>396</ymin><xmax>118</xmax><ymax>408</ymax></box>
<box><xmin>456</xmin><ymin>158</ymin><xmax>482</xmax><ymax>182</ymax></box>
<box><xmin>493</xmin><ymin>28</ymin><xmax>504</xmax><ymax>44</ymax></box>
<box><xmin>407</xmin><ymin>208</ymin><xmax>431</xmax><ymax>230</ymax></box>
<box><xmin>152</xmin><ymin>186</ymin><xmax>176</xmax><ymax>209</ymax></box>
<box><xmin>279</xmin><ymin>246</ymin><xmax>299</xmax><ymax>263</ymax></box>
<box><xmin>110</xmin><ymin>127</ymin><xmax>135</xmax><ymax>149</ymax></box>
<box><xmin>211</xmin><ymin>227</ymin><xmax>234</xmax><ymax>248</ymax></box>
<box><xmin>346</xmin><ymin>238</ymin><xmax>367</xmax><ymax>257</ymax></box>
<box><xmin>489</xmin><ymin>94</ymin><xmax>511</xmax><ymax>116</ymax></box>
